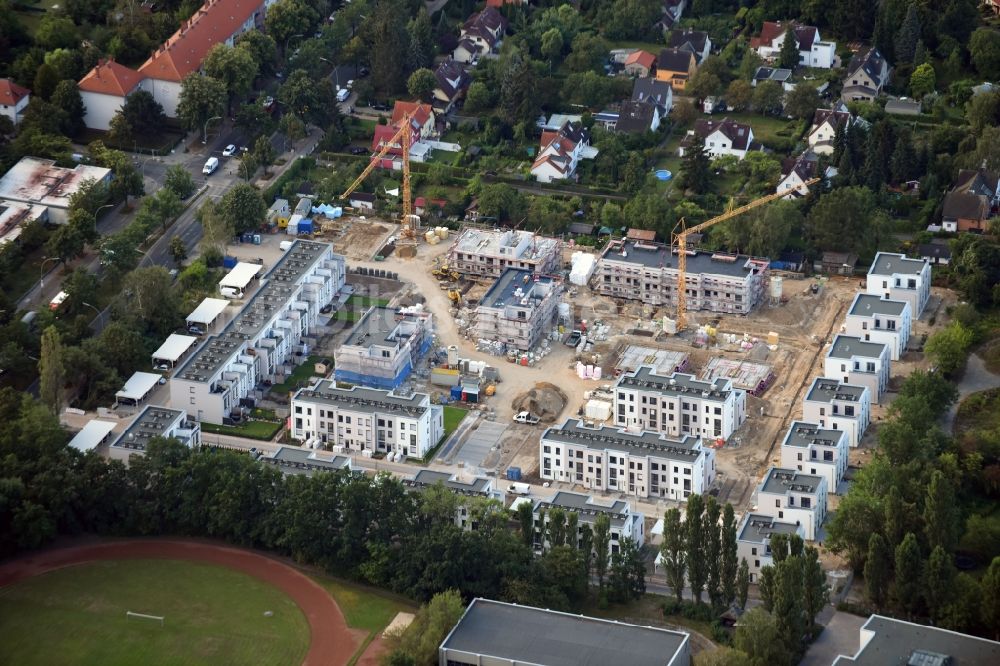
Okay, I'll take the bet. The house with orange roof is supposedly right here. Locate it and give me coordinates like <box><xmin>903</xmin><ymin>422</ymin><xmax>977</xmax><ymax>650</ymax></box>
<box><xmin>751</xmin><ymin>21</ymin><xmax>836</xmax><ymax>69</ymax></box>
<box><xmin>623</xmin><ymin>50</ymin><xmax>656</xmax><ymax>78</ymax></box>
<box><xmin>78</xmin><ymin>60</ymin><xmax>146</xmax><ymax>131</ymax></box>
<box><xmin>0</xmin><ymin>79</ymin><xmax>30</xmax><ymax>126</ymax></box>
<box><xmin>370</xmin><ymin>101</ymin><xmax>438</xmax><ymax>167</ymax></box>
<box><xmin>530</xmin><ymin>122</ymin><xmax>598</xmax><ymax>184</ymax></box>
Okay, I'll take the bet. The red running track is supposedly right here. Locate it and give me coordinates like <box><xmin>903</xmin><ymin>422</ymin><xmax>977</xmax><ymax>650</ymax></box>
<box><xmin>0</xmin><ymin>539</ymin><xmax>359</xmax><ymax>666</ymax></box>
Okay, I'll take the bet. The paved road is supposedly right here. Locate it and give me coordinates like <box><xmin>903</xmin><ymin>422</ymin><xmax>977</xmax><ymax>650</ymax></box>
<box><xmin>942</xmin><ymin>352</ymin><xmax>1000</xmax><ymax>433</ymax></box>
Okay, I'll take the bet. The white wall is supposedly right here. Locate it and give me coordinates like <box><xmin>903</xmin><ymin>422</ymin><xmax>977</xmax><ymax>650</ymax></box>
<box><xmin>146</xmin><ymin>79</ymin><xmax>184</xmax><ymax>118</ymax></box>
<box><xmin>81</xmin><ymin>91</ymin><xmax>125</xmax><ymax>131</ymax></box>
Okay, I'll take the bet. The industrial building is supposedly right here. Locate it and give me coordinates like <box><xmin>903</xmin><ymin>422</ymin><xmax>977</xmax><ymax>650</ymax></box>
<box><xmin>613</xmin><ymin>367</ymin><xmax>747</xmax><ymax>442</ymax></box>
<box><xmin>290</xmin><ymin>380</ymin><xmax>443</xmax><ymax>459</ymax></box>
<box><xmin>779</xmin><ymin>421</ymin><xmax>849</xmax><ymax>494</ymax></box>
<box><xmin>801</xmin><ymin>377</ymin><xmax>871</xmax><ymax>448</ymax></box>
<box><xmin>333</xmin><ymin>305</ymin><xmax>433</xmax><ymax>390</ymax></box>
<box><xmin>528</xmin><ymin>491</ymin><xmax>645</xmax><ymax>555</ymax></box>
<box><xmin>0</xmin><ymin>156</ymin><xmax>112</xmax><ymax>224</ymax></box>
<box><xmin>539</xmin><ymin>419</ymin><xmax>715</xmax><ymax>501</ymax></box>
<box><xmin>754</xmin><ymin>467</ymin><xmax>828</xmax><ymax>541</ymax></box>
<box><xmin>109</xmin><ymin>406</ymin><xmax>201</xmax><ymax>462</ymax></box>
<box><xmin>843</xmin><ymin>293</ymin><xmax>912</xmax><ymax>360</ymax></box>
<box><xmin>823</xmin><ymin>335</ymin><xmax>891</xmax><ymax>404</ymax></box>
<box><xmin>447</xmin><ymin>228</ymin><xmax>561</xmax><ymax>279</ymax></box>
<box><xmin>402</xmin><ymin>470</ymin><xmax>503</xmax><ymax>530</ymax></box>
<box><xmin>439</xmin><ymin>598</ymin><xmax>691</xmax><ymax>666</ymax></box>
<box><xmin>170</xmin><ymin>240</ymin><xmax>346</xmax><ymax>424</ymax></box>
<box><xmin>0</xmin><ymin>201</ymin><xmax>47</xmax><ymax>246</ymax></box>
<box><xmin>473</xmin><ymin>269</ymin><xmax>563</xmax><ymax>351</ymax></box>
<box><xmin>865</xmin><ymin>251</ymin><xmax>931</xmax><ymax>319</ymax></box>
<box><xmin>832</xmin><ymin>614</ymin><xmax>1000</xmax><ymax>665</ymax></box>
<box><xmin>595</xmin><ymin>239</ymin><xmax>770</xmax><ymax>314</ymax></box>
<box><xmin>736</xmin><ymin>512</ymin><xmax>805</xmax><ymax>583</ymax></box>
<box><xmin>261</xmin><ymin>445</ymin><xmax>353</xmax><ymax>477</ymax></box>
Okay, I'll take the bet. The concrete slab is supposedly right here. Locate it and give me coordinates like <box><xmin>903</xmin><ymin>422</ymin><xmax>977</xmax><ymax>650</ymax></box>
<box><xmin>454</xmin><ymin>420</ymin><xmax>507</xmax><ymax>471</ymax></box>
<box><xmin>800</xmin><ymin>610</ymin><xmax>865</xmax><ymax>666</ymax></box>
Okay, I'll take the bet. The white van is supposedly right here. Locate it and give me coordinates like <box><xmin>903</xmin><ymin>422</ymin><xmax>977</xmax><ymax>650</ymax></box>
<box><xmin>203</xmin><ymin>156</ymin><xmax>219</xmax><ymax>175</ymax></box>
<box><xmin>336</xmin><ymin>88</ymin><xmax>350</xmax><ymax>102</ymax></box>
<box><xmin>49</xmin><ymin>291</ymin><xmax>68</xmax><ymax>311</ymax></box>
<box><xmin>279</xmin><ymin>240</ymin><xmax>293</xmax><ymax>251</ymax></box>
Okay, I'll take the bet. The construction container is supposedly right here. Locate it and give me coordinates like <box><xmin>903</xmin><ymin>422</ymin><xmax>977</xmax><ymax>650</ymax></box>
<box><xmin>585</xmin><ymin>399</ymin><xmax>612</xmax><ymax>421</ymax></box>
<box><xmin>507</xmin><ymin>467</ymin><xmax>523</xmax><ymax>481</ymax></box>
<box><xmin>431</xmin><ymin>367</ymin><xmax>461</xmax><ymax>387</ymax></box>
<box><xmin>223</xmin><ymin>256</ymin><xmax>237</xmax><ymax>269</ymax></box>
<box><xmin>450</xmin><ymin>386</ymin><xmax>464</xmax><ymax>401</ymax></box>
<box><xmin>484</xmin><ymin>384</ymin><xmax>496</xmax><ymax>396</ymax></box>
<box><xmin>447</xmin><ymin>345</ymin><xmax>459</xmax><ymax>366</ymax></box>
<box><xmin>767</xmin><ymin>331</ymin><xmax>779</xmax><ymax>346</ymax></box>
<box><xmin>771</xmin><ymin>276</ymin><xmax>783</xmax><ymax>300</ymax></box>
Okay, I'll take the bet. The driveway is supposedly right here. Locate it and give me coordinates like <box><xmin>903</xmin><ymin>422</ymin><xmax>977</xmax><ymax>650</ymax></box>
<box><xmin>942</xmin><ymin>353</ymin><xmax>1000</xmax><ymax>433</ymax></box>
<box><xmin>800</xmin><ymin>610</ymin><xmax>864</xmax><ymax>665</ymax></box>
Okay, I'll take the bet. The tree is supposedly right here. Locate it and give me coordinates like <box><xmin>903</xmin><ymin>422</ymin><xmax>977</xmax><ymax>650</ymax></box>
<box><xmin>109</xmin><ymin>90</ymin><xmax>166</xmax><ymax>147</ymax></box>
<box><xmin>393</xmin><ymin>589</ymin><xmax>464</xmax><ymax>665</ymax></box>
<box><xmin>680</xmin><ymin>143</ymin><xmax>712</xmax><ymax>195</ymax></box>
<box><xmin>169</xmin><ymin>236</ymin><xmax>187</xmax><ymax>264</ymax></box>
<box><xmin>783</xmin><ymin>84</ymin><xmax>820</xmax><ymax>120</ymax></box>
<box><xmin>464</xmin><ymin>82</ymin><xmax>494</xmax><ymax>113</ymax></box>
<box><xmin>970</xmin><ymin>29</ymin><xmax>1000</xmax><ymax>81</ymax></box>
<box><xmin>661</xmin><ymin>508</ymin><xmax>687</xmax><ymax>603</ymax></box>
<box><xmin>686</xmin><ymin>493</ymin><xmax>707</xmax><ymax>604</ymax></box>
<box><xmin>753</xmin><ymin>80</ymin><xmax>785</xmax><ymax>116</ymax></box>
<box><xmin>726</xmin><ymin>79</ymin><xmax>753</xmax><ymax>112</ymax></box>
<box><xmin>721</xmin><ymin>503</ymin><xmax>738</xmax><ymax>606</ymax></box>
<box><xmin>805</xmin><ymin>186</ymin><xmax>876</xmax><ymax>255</ymax></box>
<box><xmin>253</xmin><ymin>136</ymin><xmax>276</xmax><ymax>177</ymax></box>
<box><xmin>910</xmin><ymin>63</ymin><xmax>935</xmax><ymax>99</ymax></box>
<box><xmin>982</xmin><ymin>557</ymin><xmax>1000</xmax><ymax>640</ymax></box>
<box><xmin>801</xmin><ymin>546</ymin><xmax>827</xmax><ymax>635</ymax></box>
<box><xmin>499</xmin><ymin>48</ymin><xmax>537</xmax><ymax>126</ymax></box>
<box><xmin>737</xmin><ymin>559</ymin><xmax>750</xmax><ymax>610</ymax></box>
<box><xmin>32</xmin><ymin>63</ymin><xmax>59</xmax><ymax>101</ymax></box>
<box><xmin>516</xmin><ymin>501</ymin><xmax>534</xmax><ymax>547</ymax></box>
<box><xmin>771</xmin><ymin>557</ymin><xmax>805</xmax><ymax>658</ymax></box>
<box><xmin>924</xmin><ymin>545</ymin><xmax>956</xmax><ymax>623</ymax></box>
<box><xmin>265</xmin><ymin>0</ymin><xmax>319</xmax><ymax>56</ymax></box>
<box><xmin>406</xmin><ymin>68</ymin><xmax>437</xmax><ymax>102</ymax></box>
<box><xmin>688</xmin><ymin>70</ymin><xmax>723</xmax><ymax>101</ymax></box>
<box><xmin>39</xmin><ymin>326</ymin><xmax>65</xmax><ymax>414</ymax></box>
<box><xmin>218</xmin><ymin>183</ymin><xmax>266</xmax><ymax>235</ymax></box>
<box><xmin>894</xmin><ymin>533</ymin><xmax>922</xmax><ymax>617</ymax></box>
<box><xmin>695</xmin><ymin>648</ymin><xmax>753</xmax><ymax>666</ymax></box>
<box><xmin>202</xmin><ymin>44</ymin><xmax>258</xmax><ymax>111</ymax></box>
<box><xmin>35</xmin><ymin>15</ymin><xmax>78</xmax><ymax>50</ymax></box>
<box><xmin>540</xmin><ymin>28</ymin><xmax>563</xmax><ymax>69</ymax></box>
<box><xmin>406</xmin><ymin>9</ymin><xmax>435</xmax><ymax>69</ymax></box>
<box><xmin>176</xmin><ymin>74</ymin><xmax>226</xmax><ymax>133</ymax></box>
<box><xmin>164</xmin><ymin>164</ymin><xmax>195</xmax><ymax>199</ymax></box>
<box><xmin>925</xmin><ymin>321</ymin><xmax>974</xmax><ymax>376</ymax></box>
<box><xmin>733</xmin><ymin>608</ymin><xmax>790</xmax><ymax>666</ymax></box>
<box><xmin>236</xmin><ymin>30</ymin><xmax>278</xmax><ymax>76</ymax></box>
<box><xmin>924</xmin><ymin>470</ymin><xmax>959</xmax><ymax>553</ymax></box>
<box><xmin>894</xmin><ymin>4</ymin><xmax>921</xmax><ymax>64</ymax></box>
<box><xmin>778</xmin><ymin>30</ymin><xmax>799</xmax><ymax>69</ymax></box>
<box><xmin>593</xmin><ymin>513</ymin><xmax>611</xmax><ymax>590</ymax></box>
<box><xmin>672</xmin><ymin>99</ymin><xmax>697</xmax><ymax>126</ymax></box>
<box><xmin>50</xmin><ymin>80</ymin><xmax>84</xmax><ymax>136</ymax></box>
<box><xmin>704</xmin><ymin>496</ymin><xmax>722</xmax><ymax>605</ymax></box>
<box><xmin>863</xmin><ymin>533</ymin><xmax>890</xmax><ymax>609</ymax></box>
<box><xmin>366</xmin><ymin>0</ymin><xmax>410</xmax><ymax>92</ymax></box>
<box><xmin>565</xmin><ymin>33</ymin><xmax>608</xmax><ymax>73</ymax></box>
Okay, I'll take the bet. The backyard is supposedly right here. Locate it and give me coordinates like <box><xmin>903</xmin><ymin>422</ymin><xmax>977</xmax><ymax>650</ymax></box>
<box><xmin>270</xmin><ymin>355</ymin><xmax>327</xmax><ymax>395</ymax></box>
<box><xmin>200</xmin><ymin>419</ymin><xmax>283</xmax><ymax>440</ymax></box>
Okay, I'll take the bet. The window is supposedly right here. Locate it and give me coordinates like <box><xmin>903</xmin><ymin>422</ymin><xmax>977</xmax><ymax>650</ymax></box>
<box><xmin>295</xmin><ymin>406</ymin><xmax>302</xmax><ymax>414</ymax></box>
<box><xmin>751</xmin><ymin>547</ymin><xmax>757</xmax><ymax>555</ymax></box>
<box><xmin>543</xmin><ymin>446</ymin><xmax>550</xmax><ymax>453</ymax></box>
<box><xmin>775</xmin><ymin>499</ymin><xmax>781</xmax><ymax>507</ymax></box>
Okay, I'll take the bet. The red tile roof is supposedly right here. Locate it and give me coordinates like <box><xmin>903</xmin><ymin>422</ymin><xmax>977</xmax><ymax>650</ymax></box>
<box><xmin>0</xmin><ymin>79</ymin><xmax>30</xmax><ymax>106</ymax></box>
<box><xmin>391</xmin><ymin>101</ymin><xmax>433</xmax><ymax>128</ymax></box>
<box><xmin>77</xmin><ymin>59</ymin><xmax>144</xmax><ymax>96</ymax></box>
<box><xmin>751</xmin><ymin>21</ymin><xmax>818</xmax><ymax>51</ymax></box>
<box><xmin>625</xmin><ymin>50</ymin><xmax>656</xmax><ymax>71</ymax></box>
<box><xmin>138</xmin><ymin>0</ymin><xmax>262</xmax><ymax>83</ymax></box>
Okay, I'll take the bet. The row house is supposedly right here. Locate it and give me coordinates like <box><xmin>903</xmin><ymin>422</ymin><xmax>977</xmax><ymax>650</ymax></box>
<box><xmin>539</xmin><ymin>419</ymin><xmax>715</xmax><ymax>501</ymax></box>
<box><xmin>736</xmin><ymin>512</ymin><xmax>805</xmax><ymax>583</ymax></box>
<box><xmin>403</xmin><ymin>470</ymin><xmax>503</xmax><ymax>530</ymax></box>
<box><xmin>169</xmin><ymin>241</ymin><xmax>346</xmax><ymax>424</ymax></box>
<box><xmin>452</xmin><ymin>7</ymin><xmax>506</xmax><ymax>64</ymax></box>
<box><xmin>755</xmin><ymin>467</ymin><xmax>828</xmax><ymax>541</ymax></box>
<box><xmin>843</xmin><ymin>293</ymin><xmax>912</xmax><ymax>360</ymax></box>
<box><xmin>447</xmin><ymin>228</ymin><xmax>561</xmax><ymax>279</ymax></box>
<box><xmin>613</xmin><ymin>366</ymin><xmax>747</xmax><ymax>442</ymax></box>
<box><xmin>801</xmin><ymin>377</ymin><xmax>871</xmax><ymax>448</ymax></box>
<box><xmin>109</xmin><ymin>406</ymin><xmax>201</xmax><ymax>462</ymax></box>
<box><xmin>824</xmin><ymin>335</ymin><xmax>891</xmax><ymax>405</ymax></box>
<box><xmin>530</xmin><ymin>121</ymin><xmax>598</xmax><ymax>183</ymax></box>
<box><xmin>866</xmin><ymin>251</ymin><xmax>931</xmax><ymax>318</ymax></box>
<box><xmin>779</xmin><ymin>421</ymin><xmax>850</xmax><ymax>494</ymax></box>
<box><xmin>290</xmin><ymin>381</ymin><xmax>443</xmax><ymax>459</ymax></box>
<box><xmin>262</xmin><ymin>445</ymin><xmax>353</xmax><ymax>477</ymax></box>
<box><xmin>530</xmin><ymin>491</ymin><xmax>645</xmax><ymax>556</ymax></box>
<box><xmin>751</xmin><ymin>21</ymin><xmax>836</xmax><ymax>69</ymax></box>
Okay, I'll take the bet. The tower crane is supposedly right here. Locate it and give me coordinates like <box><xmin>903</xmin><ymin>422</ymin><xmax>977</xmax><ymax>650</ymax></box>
<box><xmin>339</xmin><ymin>114</ymin><xmax>418</xmax><ymax>239</ymax></box>
<box><xmin>670</xmin><ymin>177</ymin><xmax>820</xmax><ymax>331</ymax></box>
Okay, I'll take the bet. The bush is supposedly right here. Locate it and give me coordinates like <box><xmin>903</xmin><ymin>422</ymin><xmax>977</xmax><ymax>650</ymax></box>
<box><xmin>710</xmin><ymin>621</ymin><xmax>731</xmax><ymax>646</ymax></box>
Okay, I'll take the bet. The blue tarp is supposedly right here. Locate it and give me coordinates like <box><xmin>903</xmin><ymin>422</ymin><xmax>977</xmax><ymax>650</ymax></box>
<box><xmin>312</xmin><ymin>204</ymin><xmax>342</xmax><ymax>218</ymax></box>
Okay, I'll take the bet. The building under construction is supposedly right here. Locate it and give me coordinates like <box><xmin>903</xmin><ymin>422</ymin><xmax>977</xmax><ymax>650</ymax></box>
<box><xmin>334</xmin><ymin>305</ymin><xmax>433</xmax><ymax>390</ymax></box>
<box><xmin>448</xmin><ymin>228</ymin><xmax>561</xmax><ymax>279</ymax></box>
<box><xmin>595</xmin><ymin>239</ymin><xmax>770</xmax><ymax>315</ymax></box>
<box><xmin>473</xmin><ymin>268</ymin><xmax>563</xmax><ymax>351</ymax></box>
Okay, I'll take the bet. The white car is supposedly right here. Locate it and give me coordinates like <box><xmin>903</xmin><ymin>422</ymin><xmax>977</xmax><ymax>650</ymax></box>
<box><xmin>222</xmin><ymin>144</ymin><xmax>237</xmax><ymax>157</ymax></box>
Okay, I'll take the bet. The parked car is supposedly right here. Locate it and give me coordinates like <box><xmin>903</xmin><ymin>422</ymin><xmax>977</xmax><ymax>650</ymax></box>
<box><xmin>513</xmin><ymin>411</ymin><xmax>540</xmax><ymax>425</ymax></box>
<box><xmin>349</xmin><ymin>146</ymin><xmax>366</xmax><ymax>155</ymax></box>
<box><xmin>262</xmin><ymin>96</ymin><xmax>275</xmax><ymax>110</ymax></box>
<box><xmin>202</xmin><ymin>157</ymin><xmax>219</xmax><ymax>175</ymax></box>
<box><xmin>222</xmin><ymin>144</ymin><xmax>237</xmax><ymax>157</ymax></box>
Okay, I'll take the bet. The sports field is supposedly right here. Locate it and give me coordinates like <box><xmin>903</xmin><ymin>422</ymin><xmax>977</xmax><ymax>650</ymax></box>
<box><xmin>0</xmin><ymin>559</ymin><xmax>310</xmax><ymax>666</ymax></box>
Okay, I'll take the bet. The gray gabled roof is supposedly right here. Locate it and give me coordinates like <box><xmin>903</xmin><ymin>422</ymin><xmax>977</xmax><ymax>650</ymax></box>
<box><xmin>782</xmin><ymin>421</ymin><xmax>845</xmax><ymax>449</ymax></box>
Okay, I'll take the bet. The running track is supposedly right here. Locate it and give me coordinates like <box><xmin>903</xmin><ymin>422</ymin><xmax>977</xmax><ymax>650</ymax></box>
<box><xmin>0</xmin><ymin>540</ymin><xmax>359</xmax><ymax>666</ymax></box>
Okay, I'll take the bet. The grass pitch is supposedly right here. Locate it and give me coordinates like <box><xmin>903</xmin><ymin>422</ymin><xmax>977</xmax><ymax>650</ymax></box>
<box><xmin>0</xmin><ymin>559</ymin><xmax>310</xmax><ymax>666</ymax></box>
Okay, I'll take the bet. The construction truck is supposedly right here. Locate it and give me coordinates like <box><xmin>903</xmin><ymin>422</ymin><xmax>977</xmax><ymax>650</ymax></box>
<box><xmin>433</xmin><ymin>264</ymin><xmax>460</xmax><ymax>281</ymax></box>
<box><xmin>447</xmin><ymin>289</ymin><xmax>461</xmax><ymax>305</ymax></box>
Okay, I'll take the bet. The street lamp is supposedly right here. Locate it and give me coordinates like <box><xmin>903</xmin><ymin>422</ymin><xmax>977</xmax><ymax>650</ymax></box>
<box><xmin>81</xmin><ymin>301</ymin><xmax>103</xmax><ymax>326</ymax></box>
<box><xmin>285</xmin><ymin>33</ymin><xmax>304</xmax><ymax>58</ymax></box>
<box><xmin>202</xmin><ymin>115</ymin><xmax>222</xmax><ymax>144</ymax></box>
<box><xmin>39</xmin><ymin>256</ymin><xmax>59</xmax><ymax>290</ymax></box>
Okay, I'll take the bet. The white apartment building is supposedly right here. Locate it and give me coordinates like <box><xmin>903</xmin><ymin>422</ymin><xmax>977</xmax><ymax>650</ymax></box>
<box><xmin>866</xmin><ymin>252</ymin><xmax>931</xmax><ymax>319</ymax></box>
<box><xmin>779</xmin><ymin>421</ymin><xmax>849</xmax><ymax>494</ymax></box>
<box><xmin>801</xmin><ymin>377</ymin><xmax>871</xmax><ymax>448</ymax></box>
<box><xmin>614</xmin><ymin>366</ymin><xmax>747</xmax><ymax>442</ymax></box>
<box><xmin>170</xmin><ymin>241</ymin><xmax>346</xmax><ymax>424</ymax></box>
<box><xmin>403</xmin><ymin>470</ymin><xmax>503</xmax><ymax>530</ymax></box>
<box><xmin>539</xmin><ymin>420</ymin><xmax>715</xmax><ymax>501</ymax></box>
<box><xmin>736</xmin><ymin>512</ymin><xmax>805</xmax><ymax>583</ymax></box>
<box><xmin>596</xmin><ymin>240</ymin><xmax>770</xmax><ymax>315</ymax></box>
<box><xmin>530</xmin><ymin>491</ymin><xmax>645</xmax><ymax>556</ymax></box>
<box><xmin>333</xmin><ymin>305</ymin><xmax>433</xmax><ymax>390</ymax></box>
<box><xmin>290</xmin><ymin>381</ymin><xmax>443</xmax><ymax>459</ymax></box>
<box><xmin>755</xmin><ymin>467</ymin><xmax>828</xmax><ymax>541</ymax></box>
<box><xmin>823</xmin><ymin>335</ymin><xmax>891</xmax><ymax>404</ymax></box>
<box><xmin>473</xmin><ymin>269</ymin><xmax>562</xmax><ymax>351</ymax></box>
<box><xmin>447</xmin><ymin>228</ymin><xmax>561</xmax><ymax>279</ymax></box>
<box><xmin>109</xmin><ymin>406</ymin><xmax>201</xmax><ymax>462</ymax></box>
<box><xmin>844</xmin><ymin>293</ymin><xmax>912</xmax><ymax>360</ymax></box>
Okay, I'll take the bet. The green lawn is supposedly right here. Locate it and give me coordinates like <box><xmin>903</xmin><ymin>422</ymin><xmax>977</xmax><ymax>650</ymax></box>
<box><xmin>442</xmin><ymin>405</ymin><xmax>468</xmax><ymax>439</ymax></box>
<box><xmin>201</xmin><ymin>420</ymin><xmax>283</xmax><ymax>440</ymax></box>
<box><xmin>714</xmin><ymin>112</ymin><xmax>806</xmax><ymax>148</ymax></box>
<box><xmin>346</xmin><ymin>295</ymin><xmax>390</xmax><ymax>308</ymax></box>
<box><xmin>270</xmin><ymin>355</ymin><xmax>326</xmax><ymax>394</ymax></box>
<box><xmin>0</xmin><ymin>559</ymin><xmax>309</xmax><ymax>666</ymax></box>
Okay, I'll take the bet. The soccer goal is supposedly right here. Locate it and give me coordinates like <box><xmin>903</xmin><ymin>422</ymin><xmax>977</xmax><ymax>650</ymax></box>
<box><xmin>126</xmin><ymin>611</ymin><xmax>165</xmax><ymax>627</ymax></box>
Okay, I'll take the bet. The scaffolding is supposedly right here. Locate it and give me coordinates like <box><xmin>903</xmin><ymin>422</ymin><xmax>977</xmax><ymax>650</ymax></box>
<box><xmin>702</xmin><ymin>357</ymin><xmax>776</xmax><ymax>396</ymax></box>
<box><xmin>615</xmin><ymin>345</ymin><xmax>690</xmax><ymax>376</ymax></box>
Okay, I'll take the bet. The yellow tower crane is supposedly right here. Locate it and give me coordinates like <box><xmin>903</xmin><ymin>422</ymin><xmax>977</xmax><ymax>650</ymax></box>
<box><xmin>339</xmin><ymin>114</ymin><xmax>418</xmax><ymax>239</ymax></box>
<box><xmin>670</xmin><ymin>177</ymin><xmax>820</xmax><ymax>331</ymax></box>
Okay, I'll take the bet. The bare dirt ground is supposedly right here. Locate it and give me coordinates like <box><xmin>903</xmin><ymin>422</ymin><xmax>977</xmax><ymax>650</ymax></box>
<box><xmin>320</xmin><ymin>217</ymin><xmax>398</xmax><ymax>261</ymax></box>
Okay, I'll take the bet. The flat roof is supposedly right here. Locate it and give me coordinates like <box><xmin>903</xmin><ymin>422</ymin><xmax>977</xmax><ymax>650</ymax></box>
<box><xmin>452</xmin><ymin>228</ymin><xmax>560</xmax><ymax>262</ymax></box>
<box><xmin>219</xmin><ymin>261</ymin><xmax>263</xmax><ymax>289</ymax></box>
<box><xmin>828</xmin><ymin>335</ymin><xmax>888</xmax><ymax>360</ymax></box>
<box><xmin>111</xmin><ymin>405</ymin><xmax>186</xmax><ymax>451</ymax></box>
<box><xmin>760</xmin><ymin>466</ymin><xmax>824</xmax><ymax>495</ymax></box>
<box><xmin>782</xmin><ymin>421</ymin><xmax>845</xmax><ymax>448</ymax></box>
<box><xmin>480</xmin><ymin>268</ymin><xmax>557</xmax><ymax>309</ymax></box>
<box><xmin>805</xmin><ymin>377</ymin><xmax>868</xmax><ymax>403</ymax></box>
<box><xmin>600</xmin><ymin>239</ymin><xmax>764</xmax><ymax>278</ymax></box>
<box><xmin>616</xmin><ymin>346</ymin><xmax>689</xmax><ymax>375</ymax></box>
<box><xmin>186</xmin><ymin>297</ymin><xmax>229</xmax><ymax>325</ymax></box>
<box><xmin>440</xmin><ymin>598</ymin><xmax>689</xmax><ymax>666</ymax></box>
<box><xmin>848</xmin><ymin>293</ymin><xmax>908</xmax><ymax>317</ymax></box>
<box><xmin>0</xmin><ymin>201</ymin><xmax>47</xmax><ymax>245</ymax></box>
<box><xmin>833</xmin><ymin>614</ymin><xmax>1000</xmax><ymax>665</ymax></box>
<box><xmin>344</xmin><ymin>306</ymin><xmax>399</xmax><ymax>347</ymax></box>
<box><xmin>542</xmin><ymin>419</ymin><xmax>704</xmax><ymax>463</ymax></box>
<box><xmin>868</xmin><ymin>251</ymin><xmax>927</xmax><ymax>277</ymax></box>
<box><xmin>0</xmin><ymin>157</ymin><xmax>111</xmax><ymax>209</ymax></box>
<box><xmin>115</xmin><ymin>371</ymin><xmax>161</xmax><ymax>402</ymax></box>
<box><xmin>152</xmin><ymin>334</ymin><xmax>198</xmax><ymax>362</ymax></box>
<box><xmin>403</xmin><ymin>469</ymin><xmax>494</xmax><ymax>496</ymax></box>
<box><xmin>616</xmin><ymin>367</ymin><xmax>734</xmax><ymax>402</ymax></box>
<box><xmin>536</xmin><ymin>491</ymin><xmax>635</xmax><ymax>529</ymax></box>
<box><xmin>68</xmin><ymin>420</ymin><xmax>117</xmax><ymax>452</ymax></box>
<box><xmin>265</xmin><ymin>445</ymin><xmax>352</xmax><ymax>476</ymax></box>
<box><xmin>293</xmin><ymin>380</ymin><xmax>429</xmax><ymax>418</ymax></box>
<box><xmin>737</xmin><ymin>512</ymin><xmax>801</xmax><ymax>544</ymax></box>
